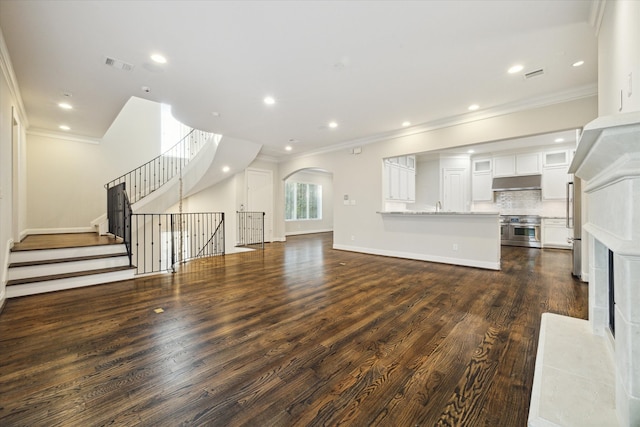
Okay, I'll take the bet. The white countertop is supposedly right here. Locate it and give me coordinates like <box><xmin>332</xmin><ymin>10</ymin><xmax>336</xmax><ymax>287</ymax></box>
<box><xmin>377</xmin><ymin>211</ymin><xmax>499</xmax><ymax>216</ymax></box>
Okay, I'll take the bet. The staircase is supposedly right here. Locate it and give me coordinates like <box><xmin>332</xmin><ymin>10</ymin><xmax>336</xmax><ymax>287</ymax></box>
<box><xmin>6</xmin><ymin>233</ymin><xmax>135</xmax><ymax>298</ymax></box>
<box><xmin>6</xmin><ymin>125</ymin><xmax>261</xmax><ymax>298</ymax></box>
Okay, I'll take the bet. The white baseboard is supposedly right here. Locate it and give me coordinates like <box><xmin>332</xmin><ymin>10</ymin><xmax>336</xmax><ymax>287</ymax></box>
<box><xmin>285</xmin><ymin>228</ymin><xmax>333</xmax><ymax>236</ymax></box>
<box><xmin>332</xmin><ymin>243</ymin><xmax>501</xmax><ymax>271</ymax></box>
<box><xmin>1</xmin><ymin>238</ymin><xmax>13</xmax><ymax>305</ymax></box>
<box><xmin>23</xmin><ymin>227</ymin><xmax>95</xmax><ymax>236</ymax></box>
<box><xmin>91</xmin><ymin>213</ymin><xmax>108</xmax><ymax>235</ymax></box>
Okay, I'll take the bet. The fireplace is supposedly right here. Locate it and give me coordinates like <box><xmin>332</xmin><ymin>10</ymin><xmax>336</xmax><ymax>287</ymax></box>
<box><xmin>528</xmin><ymin>112</ymin><xmax>640</xmax><ymax>426</ymax></box>
<box><xmin>608</xmin><ymin>249</ymin><xmax>615</xmax><ymax>337</ymax></box>
<box><xmin>573</xmin><ymin>113</ymin><xmax>640</xmax><ymax>426</ymax></box>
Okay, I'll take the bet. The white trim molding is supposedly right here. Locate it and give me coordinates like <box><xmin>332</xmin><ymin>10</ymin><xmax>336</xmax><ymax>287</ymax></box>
<box><xmin>23</xmin><ymin>227</ymin><xmax>95</xmax><ymax>236</ymax></box>
<box><xmin>0</xmin><ymin>28</ymin><xmax>29</xmax><ymax>128</ymax></box>
<box><xmin>27</xmin><ymin>128</ymin><xmax>101</xmax><ymax>145</ymax></box>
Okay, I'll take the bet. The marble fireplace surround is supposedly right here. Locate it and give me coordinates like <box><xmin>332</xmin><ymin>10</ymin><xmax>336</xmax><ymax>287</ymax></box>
<box><xmin>529</xmin><ymin>111</ymin><xmax>640</xmax><ymax>427</ymax></box>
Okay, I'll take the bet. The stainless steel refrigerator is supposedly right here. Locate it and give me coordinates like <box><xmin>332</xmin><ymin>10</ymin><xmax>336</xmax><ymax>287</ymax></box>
<box><xmin>567</xmin><ymin>178</ymin><xmax>581</xmax><ymax>278</ymax></box>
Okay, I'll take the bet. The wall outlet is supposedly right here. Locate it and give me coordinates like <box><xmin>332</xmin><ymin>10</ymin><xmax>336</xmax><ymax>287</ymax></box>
<box><xmin>351</xmin><ymin>235</ymin><xmax>355</xmax><ymax>241</ymax></box>
<box><xmin>452</xmin><ymin>243</ymin><xmax>459</xmax><ymax>251</ymax></box>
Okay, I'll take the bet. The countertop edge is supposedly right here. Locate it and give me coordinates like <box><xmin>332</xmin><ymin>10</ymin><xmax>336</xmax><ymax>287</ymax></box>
<box><xmin>377</xmin><ymin>211</ymin><xmax>500</xmax><ymax>216</ymax></box>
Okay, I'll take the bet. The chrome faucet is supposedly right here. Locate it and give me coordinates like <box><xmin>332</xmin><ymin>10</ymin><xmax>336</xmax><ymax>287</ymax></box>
<box><xmin>436</xmin><ymin>201</ymin><xmax>442</xmax><ymax>212</ymax></box>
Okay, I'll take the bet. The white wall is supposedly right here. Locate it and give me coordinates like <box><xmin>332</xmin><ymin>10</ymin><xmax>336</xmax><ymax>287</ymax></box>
<box><xmin>0</xmin><ymin>30</ymin><xmax>28</xmax><ymax>304</ymax></box>
<box><xmin>284</xmin><ymin>169</ymin><xmax>333</xmax><ymax>236</ymax></box>
<box><xmin>277</xmin><ymin>97</ymin><xmax>597</xmax><ymax>260</ymax></box>
<box><xmin>170</xmin><ymin>174</ymin><xmax>241</xmax><ymax>254</ymax></box>
<box><xmin>598</xmin><ymin>0</ymin><xmax>640</xmax><ymax>115</ymax></box>
<box><xmin>26</xmin><ymin>96</ymin><xmax>161</xmax><ymax>231</ymax></box>
<box><xmin>174</xmin><ymin>157</ymin><xmax>280</xmax><ymax>251</ymax></box>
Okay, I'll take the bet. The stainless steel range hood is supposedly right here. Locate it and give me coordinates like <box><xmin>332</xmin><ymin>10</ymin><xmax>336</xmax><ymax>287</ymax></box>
<box><xmin>492</xmin><ymin>174</ymin><xmax>542</xmax><ymax>191</ymax></box>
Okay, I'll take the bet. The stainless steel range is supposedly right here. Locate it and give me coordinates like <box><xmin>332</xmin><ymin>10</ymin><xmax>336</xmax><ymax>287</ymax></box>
<box><xmin>500</xmin><ymin>215</ymin><xmax>541</xmax><ymax>248</ymax></box>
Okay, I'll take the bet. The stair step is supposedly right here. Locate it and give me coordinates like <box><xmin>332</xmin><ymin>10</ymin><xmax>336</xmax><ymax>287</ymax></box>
<box><xmin>9</xmin><ymin>253</ymin><xmax>126</xmax><ymax>268</ymax></box>
<box><xmin>9</xmin><ymin>244</ymin><xmax>127</xmax><ymax>264</ymax></box>
<box><xmin>7</xmin><ymin>266</ymin><xmax>135</xmax><ymax>287</ymax></box>
<box><xmin>5</xmin><ymin>265</ymin><xmax>137</xmax><ymax>298</ymax></box>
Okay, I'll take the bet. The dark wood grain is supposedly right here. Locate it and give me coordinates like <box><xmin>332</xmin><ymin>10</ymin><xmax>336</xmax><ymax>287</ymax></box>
<box><xmin>0</xmin><ymin>233</ymin><xmax>587</xmax><ymax>426</ymax></box>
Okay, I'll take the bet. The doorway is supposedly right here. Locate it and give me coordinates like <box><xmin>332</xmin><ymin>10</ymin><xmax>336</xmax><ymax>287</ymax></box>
<box><xmin>442</xmin><ymin>167</ymin><xmax>466</xmax><ymax>212</ymax></box>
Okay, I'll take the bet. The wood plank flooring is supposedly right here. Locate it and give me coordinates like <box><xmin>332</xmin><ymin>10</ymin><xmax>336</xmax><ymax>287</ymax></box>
<box><xmin>12</xmin><ymin>233</ymin><xmax>121</xmax><ymax>251</ymax></box>
<box><xmin>0</xmin><ymin>232</ymin><xmax>587</xmax><ymax>426</ymax></box>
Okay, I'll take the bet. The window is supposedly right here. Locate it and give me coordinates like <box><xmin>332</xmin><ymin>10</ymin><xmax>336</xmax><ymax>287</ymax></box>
<box><xmin>285</xmin><ymin>182</ymin><xmax>322</xmax><ymax>220</ymax></box>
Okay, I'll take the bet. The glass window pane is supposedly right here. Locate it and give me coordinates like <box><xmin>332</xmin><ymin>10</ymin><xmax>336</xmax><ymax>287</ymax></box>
<box><xmin>296</xmin><ymin>183</ymin><xmax>308</xmax><ymax>219</ymax></box>
<box><xmin>285</xmin><ymin>181</ymin><xmax>295</xmax><ymax>220</ymax></box>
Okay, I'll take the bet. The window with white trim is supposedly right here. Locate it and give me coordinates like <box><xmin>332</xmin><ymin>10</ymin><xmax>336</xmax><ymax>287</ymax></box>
<box><xmin>285</xmin><ymin>181</ymin><xmax>322</xmax><ymax>220</ymax></box>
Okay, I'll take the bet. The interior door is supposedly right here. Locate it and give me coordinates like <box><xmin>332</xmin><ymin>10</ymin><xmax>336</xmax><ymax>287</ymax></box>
<box><xmin>246</xmin><ymin>169</ymin><xmax>273</xmax><ymax>242</ymax></box>
<box><xmin>443</xmin><ymin>168</ymin><xmax>465</xmax><ymax>212</ymax></box>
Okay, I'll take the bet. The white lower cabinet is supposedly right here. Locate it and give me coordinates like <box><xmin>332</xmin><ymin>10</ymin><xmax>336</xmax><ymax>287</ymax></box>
<box><xmin>542</xmin><ymin>218</ymin><xmax>571</xmax><ymax>249</ymax></box>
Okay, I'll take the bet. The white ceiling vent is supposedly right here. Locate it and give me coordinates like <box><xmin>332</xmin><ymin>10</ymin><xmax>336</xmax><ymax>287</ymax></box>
<box><xmin>104</xmin><ymin>56</ymin><xmax>134</xmax><ymax>72</ymax></box>
<box><xmin>524</xmin><ymin>68</ymin><xmax>545</xmax><ymax>79</ymax></box>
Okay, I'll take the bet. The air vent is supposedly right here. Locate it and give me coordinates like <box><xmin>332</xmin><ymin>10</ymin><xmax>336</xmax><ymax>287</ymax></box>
<box><xmin>524</xmin><ymin>68</ymin><xmax>545</xmax><ymax>79</ymax></box>
<box><xmin>104</xmin><ymin>56</ymin><xmax>134</xmax><ymax>72</ymax></box>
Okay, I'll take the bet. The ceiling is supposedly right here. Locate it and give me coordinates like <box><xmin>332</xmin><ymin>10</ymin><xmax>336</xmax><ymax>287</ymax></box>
<box><xmin>0</xmin><ymin>1</ymin><xmax>597</xmax><ymax>159</ymax></box>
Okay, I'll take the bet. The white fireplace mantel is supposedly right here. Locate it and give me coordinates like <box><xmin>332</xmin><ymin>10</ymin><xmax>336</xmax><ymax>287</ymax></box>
<box><xmin>530</xmin><ymin>112</ymin><xmax>640</xmax><ymax>427</ymax></box>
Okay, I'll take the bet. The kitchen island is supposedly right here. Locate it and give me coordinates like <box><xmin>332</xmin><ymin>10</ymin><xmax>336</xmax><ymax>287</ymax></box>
<box><xmin>372</xmin><ymin>211</ymin><xmax>501</xmax><ymax>270</ymax></box>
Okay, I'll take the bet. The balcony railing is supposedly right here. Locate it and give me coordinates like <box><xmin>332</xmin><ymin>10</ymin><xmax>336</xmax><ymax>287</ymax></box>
<box><xmin>131</xmin><ymin>212</ymin><xmax>225</xmax><ymax>275</ymax></box>
<box><xmin>236</xmin><ymin>211</ymin><xmax>265</xmax><ymax>248</ymax></box>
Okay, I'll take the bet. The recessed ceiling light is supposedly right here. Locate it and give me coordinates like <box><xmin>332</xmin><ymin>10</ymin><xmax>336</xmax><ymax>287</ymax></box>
<box><xmin>59</xmin><ymin>125</ymin><xmax>70</xmax><ymax>131</ymax></box>
<box><xmin>468</xmin><ymin>149</ymin><xmax>475</xmax><ymax>154</ymax></box>
<box><xmin>468</xmin><ymin>104</ymin><xmax>479</xmax><ymax>111</ymax></box>
<box><xmin>328</xmin><ymin>121</ymin><xmax>338</xmax><ymax>129</ymax></box>
<box><xmin>151</xmin><ymin>54</ymin><xmax>167</xmax><ymax>64</ymax></box>
<box><xmin>211</xmin><ymin>112</ymin><xmax>220</xmax><ymax>117</ymax></box>
<box><xmin>508</xmin><ymin>64</ymin><xmax>524</xmax><ymax>74</ymax></box>
<box><xmin>285</xmin><ymin>145</ymin><xmax>292</xmax><ymax>151</ymax></box>
<box><xmin>264</xmin><ymin>96</ymin><xmax>276</xmax><ymax>105</ymax></box>
<box><xmin>572</xmin><ymin>60</ymin><xmax>585</xmax><ymax>67</ymax></box>
<box><xmin>222</xmin><ymin>166</ymin><xmax>230</xmax><ymax>173</ymax></box>
<box><xmin>554</xmin><ymin>138</ymin><xmax>565</xmax><ymax>143</ymax></box>
<box><xmin>402</xmin><ymin>121</ymin><xmax>411</xmax><ymax>127</ymax></box>
<box><xmin>58</xmin><ymin>102</ymin><xmax>73</xmax><ymax>110</ymax></box>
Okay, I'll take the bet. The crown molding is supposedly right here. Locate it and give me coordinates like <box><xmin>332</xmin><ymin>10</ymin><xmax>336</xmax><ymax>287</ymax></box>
<box><xmin>0</xmin><ymin>27</ymin><xmax>29</xmax><ymax>128</ymax></box>
<box><xmin>27</xmin><ymin>128</ymin><xmax>101</xmax><ymax>144</ymax></box>
<box><xmin>589</xmin><ymin>0</ymin><xmax>607</xmax><ymax>37</ymax></box>
<box><xmin>283</xmin><ymin>83</ymin><xmax>598</xmax><ymax>163</ymax></box>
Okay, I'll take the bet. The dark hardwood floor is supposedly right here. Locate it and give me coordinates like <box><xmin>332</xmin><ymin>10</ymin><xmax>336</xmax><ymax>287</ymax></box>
<box><xmin>0</xmin><ymin>232</ymin><xmax>587</xmax><ymax>426</ymax></box>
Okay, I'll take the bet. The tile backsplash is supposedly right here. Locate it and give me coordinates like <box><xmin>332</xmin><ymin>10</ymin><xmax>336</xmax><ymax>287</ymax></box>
<box><xmin>495</xmin><ymin>190</ymin><xmax>542</xmax><ymax>215</ymax></box>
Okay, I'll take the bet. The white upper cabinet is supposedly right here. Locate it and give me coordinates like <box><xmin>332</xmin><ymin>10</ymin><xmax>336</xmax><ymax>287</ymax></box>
<box><xmin>473</xmin><ymin>158</ymin><xmax>491</xmax><ymax>173</ymax></box>
<box><xmin>542</xmin><ymin>166</ymin><xmax>569</xmax><ymax>200</ymax></box>
<box><xmin>493</xmin><ymin>155</ymin><xmax>516</xmax><ymax>177</ymax></box>
<box><xmin>471</xmin><ymin>158</ymin><xmax>493</xmax><ymax>202</ymax></box>
<box><xmin>384</xmin><ymin>155</ymin><xmax>416</xmax><ymax>202</ymax></box>
<box><xmin>472</xmin><ymin>172</ymin><xmax>493</xmax><ymax>201</ymax></box>
<box><xmin>516</xmin><ymin>152</ymin><xmax>542</xmax><ymax>175</ymax></box>
<box><xmin>493</xmin><ymin>152</ymin><xmax>541</xmax><ymax>176</ymax></box>
<box><xmin>543</xmin><ymin>150</ymin><xmax>569</xmax><ymax>167</ymax></box>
